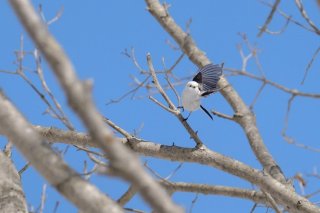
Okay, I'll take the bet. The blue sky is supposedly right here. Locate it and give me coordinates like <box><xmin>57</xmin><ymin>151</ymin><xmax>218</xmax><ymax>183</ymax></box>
<box><xmin>1</xmin><ymin>0</ymin><xmax>320</xmax><ymax>212</ymax></box>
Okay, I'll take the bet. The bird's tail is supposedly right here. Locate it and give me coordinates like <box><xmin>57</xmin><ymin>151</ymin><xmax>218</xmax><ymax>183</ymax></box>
<box><xmin>200</xmin><ymin>105</ymin><xmax>213</xmax><ymax>120</ymax></box>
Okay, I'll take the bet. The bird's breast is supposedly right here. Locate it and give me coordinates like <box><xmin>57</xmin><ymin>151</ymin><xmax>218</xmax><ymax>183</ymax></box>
<box><xmin>181</xmin><ymin>88</ymin><xmax>201</xmax><ymax>111</ymax></box>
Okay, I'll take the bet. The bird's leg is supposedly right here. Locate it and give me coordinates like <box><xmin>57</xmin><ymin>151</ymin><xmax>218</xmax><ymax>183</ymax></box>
<box><xmin>183</xmin><ymin>112</ymin><xmax>192</xmax><ymax>121</ymax></box>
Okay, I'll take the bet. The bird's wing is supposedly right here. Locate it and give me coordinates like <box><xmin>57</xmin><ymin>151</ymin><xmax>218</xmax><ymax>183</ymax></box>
<box><xmin>193</xmin><ymin>63</ymin><xmax>223</xmax><ymax>92</ymax></box>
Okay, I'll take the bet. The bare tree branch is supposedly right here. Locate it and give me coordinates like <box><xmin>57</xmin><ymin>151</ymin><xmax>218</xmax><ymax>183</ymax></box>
<box><xmin>189</xmin><ymin>193</ymin><xmax>198</xmax><ymax>213</ymax></box>
<box><xmin>147</xmin><ymin>53</ymin><xmax>205</xmax><ymax>148</ymax></box>
<box><xmin>35</xmin><ymin>125</ymin><xmax>320</xmax><ymax>212</ymax></box>
<box><xmin>226</xmin><ymin>68</ymin><xmax>320</xmax><ymax>98</ymax></box>
<box><xmin>281</xmin><ymin>95</ymin><xmax>320</xmax><ymax>152</ymax></box>
<box><xmin>0</xmin><ymin>150</ymin><xmax>28</xmax><ymax>213</ymax></box>
<box><xmin>14</xmin><ymin>127</ymin><xmax>275</xmax><ymax>210</ymax></box>
<box><xmin>261</xmin><ymin>190</ymin><xmax>282</xmax><ymax>213</ymax></box>
<box><xmin>211</xmin><ymin>110</ymin><xmax>235</xmax><ymax>121</ymax></box>
<box><xmin>259</xmin><ymin>0</ymin><xmax>314</xmax><ymax>32</ymax></box>
<box><xmin>161</xmin><ymin>181</ymin><xmax>269</xmax><ymax>206</ymax></box>
<box><xmin>301</xmin><ymin>46</ymin><xmax>320</xmax><ymax>85</ymax></box>
<box><xmin>39</xmin><ymin>184</ymin><xmax>47</xmax><ymax>213</ymax></box>
<box><xmin>117</xmin><ymin>185</ymin><xmax>138</xmax><ymax>206</ymax></box>
<box><xmin>295</xmin><ymin>0</ymin><xmax>320</xmax><ymax>35</ymax></box>
<box><xmin>33</xmin><ymin>49</ymin><xmax>74</xmax><ymax>130</ymax></box>
<box><xmin>258</xmin><ymin>0</ymin><xmax>281</xmax><ymax>37</ymax></box>
<box><xmin>0</xmin><ymin>93</ymin><xmax>122</xmax><ymax>212</ymax></box>
<box><xmin>145</xmin><ymin>0</ymin><xmax>289</xmax><ymax>188</ymax></box>
<box><xmin>8</xmin><ymin>1</ymin><xmax>182</xmax><ymax>212</ymax></box>
<box><xmin>262</xmin><ymin>15</ymin><xmax>291</xmax><ymax>35</ymax></box>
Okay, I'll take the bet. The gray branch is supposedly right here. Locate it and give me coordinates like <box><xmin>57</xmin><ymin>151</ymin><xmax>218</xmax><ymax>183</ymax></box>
<box><xmin>36</xmin><ymin>125</ymin><xmax>320</xmax><ymax>212</ymax></box>
<box><xmin>0</xmin><ymin>93</ymin><xmax>123</xmax><ymax>213</ymax></box>
<box><xmin>0</xmin><ymin>150</ymin><xmax>27</xmax><ymax>213</ymax></box>
<box><xmin>161</xmin><ymin>181</ymin><xmax>269</xmax><ymax>206</ymax></box>
<box><xmin>8</xmin><ymin>0</ymin><xmax>182</xmax><ymax>212</ymax></box>
<box><xmin>144</xmin><ymin>0</ymin><xmax>289</xmax><ymax>189</ymax></box>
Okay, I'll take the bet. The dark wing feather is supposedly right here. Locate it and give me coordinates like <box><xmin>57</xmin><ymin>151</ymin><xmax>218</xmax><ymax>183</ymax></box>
<box><xmin>194</xmin><ymin>63</ymin><xmax>223</xmax><ymax>92</ymax></box>
<box><xmin>192</xmin><ymin>72</ymin><xmax>202</xmax><ymax>84</ymax></box>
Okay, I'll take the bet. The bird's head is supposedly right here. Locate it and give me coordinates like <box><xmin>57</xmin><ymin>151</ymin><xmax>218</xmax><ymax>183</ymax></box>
<box><xmin>185</xmin><ymin>81</ymin><xmax>200</xmax><ymax>91</ymax></box>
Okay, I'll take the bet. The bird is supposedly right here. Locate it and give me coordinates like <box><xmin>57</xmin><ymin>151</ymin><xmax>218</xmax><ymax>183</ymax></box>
<box><xmin>181</xmin><ymin>63</ymin><xmax>223</xmax><ymax>120</ymax></box>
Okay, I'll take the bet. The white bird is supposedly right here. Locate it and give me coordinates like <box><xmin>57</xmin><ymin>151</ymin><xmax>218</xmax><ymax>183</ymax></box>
<box><xmin>181</xmin><ymin>63</ymin><xmax>223</xmax><ymax>120</ymax></box>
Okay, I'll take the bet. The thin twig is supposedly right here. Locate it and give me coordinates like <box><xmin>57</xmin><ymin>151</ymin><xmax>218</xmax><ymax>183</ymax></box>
<box><xmin>239</xmin><ymin>33</ymin><xmax>265</xmax><ymax>77</ymax></box>
<box><xmin>106</xmin><ymin>76</ymin><xmax>151</xmax><ymax>105</ymax></box>
<box><xmin>103</xmin><ymin>117</ymin><xmax>133</xmax><ymax>139</ymax></box>
<box><xmin>305</xmin><ymin>189</ymin><xmax>320</xmax><ymax>199</ymax></box>
<box><xmin>301</xmin><ymin>46</ymin><xmax>320</xmax><ymax>85</ymax></box>
<box><xmin>52</xmin><ymin>201</ymin><xmax>60</xmax><ymax>213</ymax></box>
<box><xmin>33</xmin><ymin>49</ymin><xmax>74</xmax><ymax>130</ymax></box>
<box><xmin>0</xmin><ymin>69</ymin><xmax>16</xmax><ymax>74</ymax></box>
<box><xmin>237</xmin><ymin>43</ymin><xmax>253</xmax><ymax>71</ymax></box>
<box><xmin>165</xmin><ymin>163</ymin><xmax>183</xmax><ymax>180</ymax></box>
<box><xmin>280</xmin><ymin>95</ymin><xmax>320</xmax><ymax>152</ymax></box>
<box><xmin>147</xmin><ymin>53</ymin><xmax>204</xmax><ymax>148</ymax></box>
<box><xmin>250</xmin><ymin>203</ymin><xmax>258</xmax><ymax>213</ymax></box>
<box><xmin>167</xmin><ymin>53</ymin><xmax>185</xmax><ymax>74</ymax></box>
<box><xmin>147</xmin><ymin>53</ymin><xmax>177</xmax><ymax>111</ymax></box>
<box><xmin>263</xmin><ymin>15</ymin><xmax>291</xmax><ymax>35</ymax></box>
<box><xmin>144</xmin><ymin>162</ymin><xmax>170</xmax><ymax>183</ymax></box>
<box><xmin>295</xmin><ymin>0</ymin><xmax>320</xmax><ymax>35</ymax></box>
<box><xmin>18</xmin><ymin>162</ymin><xmax>30</xmax><ymax>176</ymax></box>
<box><xmin>259</xmin><ymin>0</ymin><xmax>314</xmax><ymax>32</ymax></box>
<box><xmin>226</xmin><ymin>68</ymin><xmax>320</xmax><ymax>98</ymax></box>
<box><xmin>189</xmin><ymin>193</ymin><xmax>199</xmax><ymax>213</ymax></box>
<box><xmin>117</xmin><ymin>185</ymin><xmax>138</xmax><ymax>206</ymax></box>
<box><xmin>149</xmin><ymin>96</ymin><xmax>177</xmax><ymax>114</ymax></box>
<box><xmin>165</xmin><ymin>73</ymin><xmax>181</xmax><ymax>107</ymax></box>
<box><xmin>123</xmin><ymin>208</ymin><xmax>145</xmax><ymax>213</ymax></box>
<box><xmin>261</xmin><ymin>190</ymin><xmax>282</xmax><ymax>213</ymax></box>
<box><xmin>281</xmin><ymin>94</ymin><xmax>295</xmax><ymax>138</ymax></box>
<box><xmin>250</xmin><ymin>82</ymin><xmax>266</xmax><ymax>110</ymax></box>
<box><xmin>258</xmin><ymin>0</ymin><xmax>281</xmax><ymax>37</ymax></box>
<box><xmin>211</xmin><ymin>110</ymin><xmax>234</xmax><ymax>121</ymax></box>
<box><xmin>47</xmin><ymin>6</ymin><xmax>64</xmax><ymax>25</ymax></box>
<box><xmin>39</xmin><ymin>184</ymin><xmax>47</xmax><ymax>213</ymax></box>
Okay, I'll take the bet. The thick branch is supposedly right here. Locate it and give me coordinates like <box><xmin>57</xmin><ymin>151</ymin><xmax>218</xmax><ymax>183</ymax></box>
<box><xmin>0</xmin><ymin>151</ymin><xmax>27</xmax><ymax>213</ymax></box>
<box><xmin>9</xmin><ymin>1</ymin><xmax>182</xmax><ymax>212</ymax></box>
<box><xmin>145</xmin><ymin>0</ymin><xmax>288</xmax><ymax>187</ymax></box>
<box><xmin>129</xmin><ymin>140</ymin><xmax>318</xmax><ymax>213</ymax></box>
<box><xmin>36</xmin><ymin>126</ymin><xmax>320</xmax><ymax>212</ymax></box>
<box><xmin>0</xmin><ymin>93</ymin><xmax>123</xmax><ymax>213</ymax></box>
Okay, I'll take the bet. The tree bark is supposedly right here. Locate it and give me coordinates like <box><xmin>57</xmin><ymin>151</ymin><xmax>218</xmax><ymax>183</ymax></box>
<box><xmin>0</xmin><ymin>150</ymin><xmax>28</xmax><ymax>213</ymax></box>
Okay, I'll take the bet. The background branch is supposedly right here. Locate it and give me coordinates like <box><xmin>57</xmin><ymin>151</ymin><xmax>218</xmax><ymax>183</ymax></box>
<box><xmin>257</xmin><ymin>0</ymin><xmax>281</xmax><ymax>37</ymax></box>
<box><xmin>35</xmin><ymin>125</ymin><xmax>320</xmax><ymax>212</ymax></box>
<box><xmin>0</xmin><ymin>92</ymin><xmax>123</xmax><ymax>212</ymax></box>
<box><xmin>145</xmin><ymin>0</ymin><xmax>289</xmax><ymax>188</ymax></box>
<box><xmin>9</xmin><ymin>0</ymin><xmax>182</xmax><ymax>212</ymax></box>
<box><xmin>0</xmin><ymin>150</ymin><xmax>27</xmax><ymax>213</ymax></box>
